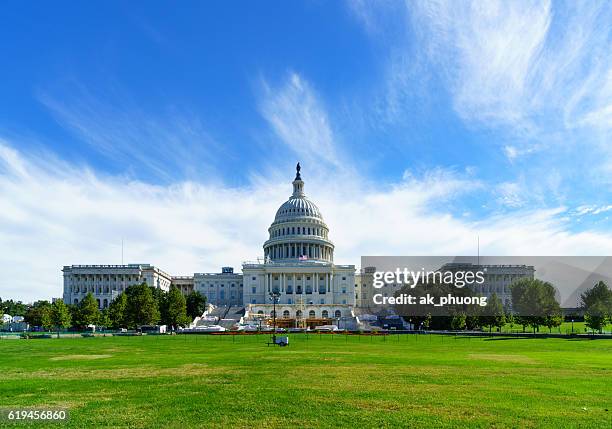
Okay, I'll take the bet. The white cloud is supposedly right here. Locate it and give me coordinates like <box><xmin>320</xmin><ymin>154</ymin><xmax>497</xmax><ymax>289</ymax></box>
<box><xmin>259</xmin><ymin>73</ymin><xmax>344</xmax><ymax>173</ymax></box>
<box><xmin>409</xmin><ymin>1</ymin><xmax>612</xmax><ymax>133</ymax></box>
<box><xmin>3</xmin><ymin>140</ymin><xmax>612</xmax><ymax>302</ymax></box>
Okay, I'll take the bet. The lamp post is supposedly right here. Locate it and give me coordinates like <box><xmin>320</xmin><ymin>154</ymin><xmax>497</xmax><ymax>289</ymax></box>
<box><xmin>571</xmin><ymin>319</ymin><xmax>574</xmax><ymax>334</ymax></box>
<box><xmin>269</xmin><ymin>291</ymin><xmax>280</xmax><ymax>344</ymax></box>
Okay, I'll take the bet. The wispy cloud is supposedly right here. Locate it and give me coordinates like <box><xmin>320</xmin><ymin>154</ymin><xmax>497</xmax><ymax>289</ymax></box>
<box><xmin>353</xmin><ymin>1</ymin><xmax>612</xmax><ymax>145</ymax></box>
<box><xmin>411</xmin><ymin>1</ymin><xmax>612</xmax><ymax>134</ymax></box>
<box><xmin>259</xmin><ymin>73</ymin><xmax>345</xmax><ymax>173</ymax></box>
<box><xmin>38</xmin><ymin>85</ymin><xmax>222</xmax><ymax>182</ymax></box>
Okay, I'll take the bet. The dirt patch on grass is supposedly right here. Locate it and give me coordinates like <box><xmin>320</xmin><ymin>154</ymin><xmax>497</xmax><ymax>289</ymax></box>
<box><xmin>468</xmin><ymin>354</ymin><xmax>538</xmax><ymax>364</ymax></box>
<box><xmin>4</xmin><ymin>363</ymin><xmax>238</xmax><ymax>381</ymax></box>
<box><xmin>49</xmin><ymin>354</ymin><xmax>113</xmax><ymax>361</ymax></box>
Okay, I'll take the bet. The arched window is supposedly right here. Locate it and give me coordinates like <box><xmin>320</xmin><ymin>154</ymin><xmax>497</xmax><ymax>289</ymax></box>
<box><xmin>308</xmin><ymin>310</ymin><xmax>316</xmax><ymax>318</ymax></box>
<box><xmin>283</xmin><ymin>310</ymin><xmax>290</xmax><ymax>318</ymax></box>
<box><xmin>322</xmin><ymin>310</ymin><xmax>329</xmax><ymax>318</ymax></box>
<box><xmin>257</xmin><ymin>310</ymin><xmax>264</xmax><ymax>315</ymax></box>
<box><xmin>334</xmin><ymin>310</ymin><xmax>341</xmax><ymax>318</ymax></box>
<box><xmin>73</xmin><ymin>298</ymin><xmax>79</xmax><ymax>304</ymax></box>
<box><xmin>296</xmin><ymin>310</ymin><xmax>303</xmax><ymax>319</ymax></box>
<box><xmin>270</xmin><ymin>310</ymin><xmax>276</xmax><ymax>318</ymax></box>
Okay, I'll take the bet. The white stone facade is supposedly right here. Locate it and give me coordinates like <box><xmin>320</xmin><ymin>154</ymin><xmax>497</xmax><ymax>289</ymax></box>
<box><xmin>440</xmin><ymin>263</ymin><xmax>535</xmax><ymax>307</ymax></box>
<box><xmin>194</xmin><ymin>267</ymin><xmax>243</xmax><ymax>306</ymax></box>
<box><xmin>62</xmin><ymin>264</ymin><xmax>172</xmax><ymax>308</ymax></box>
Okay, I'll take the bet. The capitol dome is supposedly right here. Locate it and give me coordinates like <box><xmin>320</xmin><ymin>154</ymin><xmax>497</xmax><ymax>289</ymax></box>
<box><xmin>263</xmin><ymin>164</ymin><xmax>334</xmax><ymax>263</ymax></box>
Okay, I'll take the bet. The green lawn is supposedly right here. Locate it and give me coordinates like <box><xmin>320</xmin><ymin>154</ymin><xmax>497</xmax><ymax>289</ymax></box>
<box><xmin>0</xmin><ymin>334</ymin><xmax>611</xmax><ymax>428</ymax></box>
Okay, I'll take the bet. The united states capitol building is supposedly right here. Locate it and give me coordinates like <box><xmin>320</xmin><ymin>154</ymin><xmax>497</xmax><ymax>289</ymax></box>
<box><xmin>62</xmin><ymin>165</ymin><xmax>534</xmax><ymax>328</ymax></box>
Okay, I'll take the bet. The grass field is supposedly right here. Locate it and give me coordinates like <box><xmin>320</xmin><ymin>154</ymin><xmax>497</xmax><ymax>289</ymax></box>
<box><xmin>0</xmin><ymin>334</ymin><xmax>611</xmax><ymax>428</ymax></box>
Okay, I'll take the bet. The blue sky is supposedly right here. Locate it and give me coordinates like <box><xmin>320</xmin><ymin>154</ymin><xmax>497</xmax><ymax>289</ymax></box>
<box><xmin>1</xmin><ymin>1</ymin><xmax>611</xmax><ymax>301</ymax></box>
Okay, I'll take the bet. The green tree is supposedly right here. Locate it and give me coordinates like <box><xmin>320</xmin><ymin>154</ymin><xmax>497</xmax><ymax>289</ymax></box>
<box><xmin>511</xmin><ymin>279</ymin><xmax>561</xmax><ymax>334</ymax></box>
<box><xmin>544</xmin><ymin>313</ymin><xmax>563</xmax><ymax>333</ymax></box>
<box><xmin>580</xmin><ymin>281</ymin><xmax>612</xmax><ymax>311</ymax></box>
<box><xmin>481</xmin><ymin>293</ymin><xmax>506</xmax><ymax>333</ymax></box>
<box><xmin>1</xmin><ymin>299</ymin><xmax>28</xmax><ymax>317</ymax></box>
<box><xmin>584</xmin><ymin>302</ymin><xmax>608</xmax><ymax>333</ymax></box>
<box><xmin>506</xmin><ymin>312</ymin><xmax>515</xmax><ymax>332</ymax></box>
<box><xmin>125</xmin><ymin>283</ymin><xmax>160</xmax><ymax>328</ymax></box>
<box><xmin>186</xmin><ymin>291</ymin><xmax>207</xmax><ymax>320</ymax></box>
<box><xmin>107</xmin><ymin>293</ymin><xmax>128</xmax><ymax>329</ymax></box>
<box><xmin>165</xmin><ymin>286</ymin><xmax>190</xmax><ymax>330</ymax></box>
<box><xmin>77</xmin><ymin>293</ymin><xmax>101</xmax><ymax>328</ymax></box>
<box><xmin>50</xmin><ymin>300</ymin><xmax>72</xmax><ymax>336</ymax></box>
<box><xmin>580</xmin><ymin>281</ymin><xmax>612</xmax><ymax>333</ymax></box>
<box><xmin>98</xmin><ymin>309</ymin><xmax>111</xmax><ymax>330</ymax></box>
<box><xmin>451</xmin><ymin>313</ymin><xmax>466</xmax><ymax>330</ymax></box>
<box><xmin>24</xmin><ymin>301</ymin><xmax>53</xmax><ymax>330</ymax></box>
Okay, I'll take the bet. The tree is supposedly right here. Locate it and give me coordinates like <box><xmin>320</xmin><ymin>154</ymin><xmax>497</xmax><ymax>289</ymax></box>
<box><xmin>506</xmin><ymin>312</ymin><xmax>515</xmax><ymax>332</ymax></box>
<box><xmin>511</xmin><ymin>279</ymin><xmax>561</xmax><ymax>334</ymax></box>
<box><xmin>481</xmin><ymin>293</ymin><xmax>506</xmax><ymax>334</ymax></box>
<box><xmin>50</xmin><ymin>300</ymin><xmax>72</xmax><ymax>336</ymax></box>
<box><xmin>165</xmin><ymin>286</ymin><xmax>190</xmax><ymax>330</ymax></box>
<box><xmin>150</xmin><ymin>286</ymin><xmax>168</xmax><ymax>321</ymax></box>
<box><xmin>125</xmin><ymin>283</ymin><xmax>160</xmax><ymax>328</ymax></box>
<box><xmin>544</xmin><ymin>313</ymin><xmax>563</xmax><ymax>333</ymax></box>
<box><xmin>98</xmin><ymin>309</ymin><xmax>111</xmax><ymax>330</ymax></box>
<box><xmin>24</xmin><ymin>301</ymin><xmax>53</xmax><ymax>330</ymax></box>
<box><xmin>451</xmin><ymin>313</ymin><xmax>466</xmax><ymax>330</ymax></box>
<box><xmin>186</xmin><ymin>291</ymin><xmax>207</xmax><ymax>320</ymax></box>
<box><xmin>580</xmin><ymin>281</ymin><xmax>612</xmax><ymax>311</ymax></box>
<box><xmin>580</xmin><ymin>281</ymin><xmax>612</xmax><ymax>333</ymax></box>
<box><xmin>77</xmin><ymin>293</ymin><xmax>100</xmax><ymax>328</ymax></box>
<box><xmin>107</xmin><ymin>293</ymin><xmax>128</xmax><ymax>329</ymax></box>
<box><xmin>584</xmin><ymin>302</ymin><xmax>608</xmax><ymax>333</ymax></box>
<box><xmin>1</xmin><ymin>298</ymin><xmax>28</xmax><ymax>317</ymax></box>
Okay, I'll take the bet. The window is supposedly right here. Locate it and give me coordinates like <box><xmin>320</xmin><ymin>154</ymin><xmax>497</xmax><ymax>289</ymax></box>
<box><xmin>322</xmin><ymin>310</ymin><xmax>329</xmax><ymax>318</ymax></box>
<box><xmin>308</xmin><ymin>310</ymin><xmax>316</xmax><ymax>318</ymax></box>
<box><xmin>320</xmin><ymin>299</ymin><xmax>324</xmax><ymax>304</ymax></box>
<box><xmin>257</xmin><ymin>309</ymin><xmax>263</xmax><ymax>314</ymax></box>
<box><xmin>306</xmin><ymin>276</ymin><xmax>311</xmax><ymax>280</ymax></box>
<box><xmin>252</xmin><ymin>287</ymin><xmax>257</xmax><ymax>294</ymax></box>
<box><xmin>283</xmin><ymin>310</ymin><xmax>290</xmax><ymax>318</ymax></box>
<box><xmin>252</xmin><ymin>276</ymin><xmax>256</xmax><ymax>281</ymax></box>
<box><xmin>342</xmin><ymin>277</ymin><xmax>346</xmax><ymax>281</ymax></box>
<box><xmin>335</xmin><ymin>310</ymin><xmax>342</xmax><ymax>318</ymax></box>
<box><xmin>342</xmin><ymin>287</ymin><xmax>346</xmax><ymax>294</ymax></box>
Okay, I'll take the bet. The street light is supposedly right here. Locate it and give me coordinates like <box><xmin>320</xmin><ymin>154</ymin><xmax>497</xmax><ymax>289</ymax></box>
<box><xmin>269</xmin><ymin>291</ymin><xmax>280</xmax><ymax>344</ymax></box>
<box><xmin>571</xmin><ymin>319</ymin><xmax>574</xmax><ymax>334</ymax></box>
